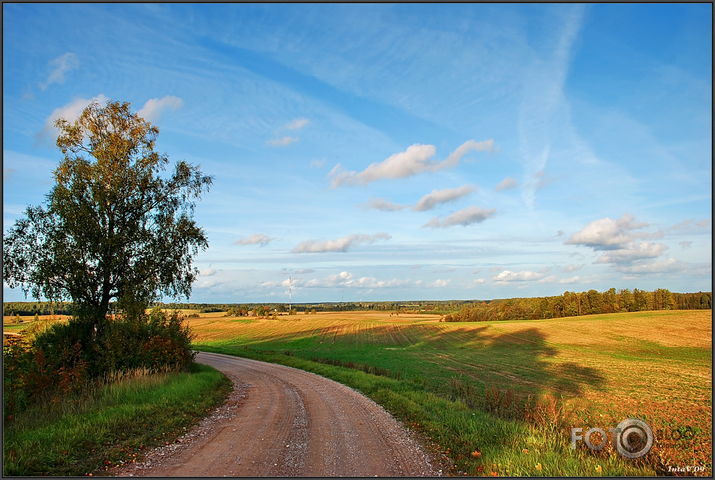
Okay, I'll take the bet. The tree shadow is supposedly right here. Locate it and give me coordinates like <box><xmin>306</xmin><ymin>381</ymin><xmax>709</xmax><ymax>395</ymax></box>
<box><xmin>222</xmin><ymin>318</ymin><xmax>606</xmax><ymax>403</ymax></box>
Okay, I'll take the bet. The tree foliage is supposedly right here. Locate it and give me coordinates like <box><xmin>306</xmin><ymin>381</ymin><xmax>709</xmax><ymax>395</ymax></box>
<box><xmin>3</xmin><ymin>100</ymin><xmax>212</xmax><ymax>328</ymax></box>
<box><xmin>443</xmin><ymin>288</ymin><xmax>711</xmax><ymax>322</ymax></box>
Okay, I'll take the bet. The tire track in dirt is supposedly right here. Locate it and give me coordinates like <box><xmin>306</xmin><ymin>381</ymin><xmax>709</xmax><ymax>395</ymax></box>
<box><xmin>114</xmin><ymin>352</ymin><xmax>443</xmax><ymax>477</ymax></box>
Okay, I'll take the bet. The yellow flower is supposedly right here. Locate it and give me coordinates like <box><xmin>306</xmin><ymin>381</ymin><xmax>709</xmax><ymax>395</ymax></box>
<box><xmin>535</xmin><ymin>463</ymin><xmax>542</xmax><ymax>471</ymax></box>
<box><xmin>595</xmin><ymin>465</ymin><xmax>603</xmax><ymax>473</ymax></box>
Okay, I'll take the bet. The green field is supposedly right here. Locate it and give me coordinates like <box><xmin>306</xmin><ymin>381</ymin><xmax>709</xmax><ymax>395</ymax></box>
<box><xmin>191</xmin><ymin>309</ymin><xmax>712</xmax><ymax>476</ymax></box>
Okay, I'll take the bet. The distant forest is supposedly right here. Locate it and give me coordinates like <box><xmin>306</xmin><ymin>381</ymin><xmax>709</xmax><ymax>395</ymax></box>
<box><xmin>443</xmin><ymin>288</ymin><xmax>711</xmax><ymax>322</ymax></box>
<box><xmin>3</xmin><ymin>288</ymin><xmax>711</xmax><ymax>320</ymax></box>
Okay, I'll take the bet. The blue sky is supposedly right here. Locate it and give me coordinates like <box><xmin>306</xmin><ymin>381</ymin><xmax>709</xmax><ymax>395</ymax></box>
<box><xmin>3</xmin><ymin>3</ymin><xmax>712</xmax><ymax>303</ymax></box>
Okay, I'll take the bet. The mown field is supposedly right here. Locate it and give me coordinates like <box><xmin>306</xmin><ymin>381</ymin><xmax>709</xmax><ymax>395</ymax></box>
<box><xmin>4</xmin><ymin>309</ymin><xmax>711</xmax><ymax>476</ymax></box>
<box><xmin>188</xmin><ymin>309</ymin><xmax>711</xmax><ymax>477</ymax></box>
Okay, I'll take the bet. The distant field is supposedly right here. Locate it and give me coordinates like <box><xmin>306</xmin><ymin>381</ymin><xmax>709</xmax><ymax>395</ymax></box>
<box><xmin>191</xmin><ymin>309</ymin><xmax>712</xmax><ymax>476</ymax></box>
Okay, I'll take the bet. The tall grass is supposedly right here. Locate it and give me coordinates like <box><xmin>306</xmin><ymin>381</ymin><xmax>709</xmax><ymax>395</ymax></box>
<box><xmin>4</xmin><ymin>363</ymin><xmax>230</xmax><ymax>476</ymax></box>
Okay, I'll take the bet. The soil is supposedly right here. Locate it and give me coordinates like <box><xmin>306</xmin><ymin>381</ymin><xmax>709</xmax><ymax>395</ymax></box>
<box><xmin>112</xmin><ymin>351</ymin><xmax>447</xmax><ymax>477</ymax></box>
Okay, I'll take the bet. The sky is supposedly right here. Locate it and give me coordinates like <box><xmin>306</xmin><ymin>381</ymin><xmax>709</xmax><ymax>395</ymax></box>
<box><xmin>3</xmin><ymin>3</ymin><xmax>712</xmax><ymax>303</ymax></box>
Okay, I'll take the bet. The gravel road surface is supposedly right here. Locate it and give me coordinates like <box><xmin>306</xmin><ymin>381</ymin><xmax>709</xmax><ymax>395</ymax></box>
<box><xmin>113</xmin><ymin>351</ymin><xmax>444</xmax><ymax>476</ymax></box>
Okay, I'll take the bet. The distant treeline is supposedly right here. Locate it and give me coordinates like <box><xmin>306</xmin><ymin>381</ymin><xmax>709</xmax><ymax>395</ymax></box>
<box><xmin>5</xmin><ymin>290</ymin><xmax>710</xmax><ymax>319</ymax></box>
<box><xmin>153</xmin><ymin>301</ymin><xmax>470</xmax><ymax>314</ymax></box>
<box><xmin>3</xmin><ymin>302</ymin><xmax>74</xmax><ymax>317</ymax></box>
<box><xmin>442</xmin><ymin>289</ymin><xmax>712</xmax><ymax>323</ymax></box>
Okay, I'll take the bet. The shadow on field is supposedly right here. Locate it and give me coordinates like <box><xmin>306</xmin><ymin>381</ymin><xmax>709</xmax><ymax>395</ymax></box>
<box><xmin>227</xmin><ymin>319</ymin><xmax>607</xmax><ymax>406</ymax></box>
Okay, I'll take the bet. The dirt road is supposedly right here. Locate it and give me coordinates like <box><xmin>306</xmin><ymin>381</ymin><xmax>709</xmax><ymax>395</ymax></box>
<box><xmin>115</xmin><ymin>352</ymin><xmax>443</xmax><ymax>476</ymax></box>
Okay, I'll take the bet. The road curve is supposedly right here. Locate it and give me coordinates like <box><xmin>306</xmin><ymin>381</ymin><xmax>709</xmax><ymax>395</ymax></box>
<box><xmin>116</xmin><ymin>352</ymin><xmax>442</xmax><ymax>477</ymax></box>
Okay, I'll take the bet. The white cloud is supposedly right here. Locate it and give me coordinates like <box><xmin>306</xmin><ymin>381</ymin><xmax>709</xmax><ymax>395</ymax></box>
<box><xmin>236</xmin><ymin>234</ymin><xmax>273</xmax><ymax>246</ymax></box>
<box><xmin>413</xmin><ymin>185</ymin><xmax>475</xmax><ymax>211</ymax></box>
<box><xmin>40</xmin><ymin>94</ymin><xmax>109</xmax><ymax>140</ymax></box>
<box><xmin>442</xmin><ymin>139</ymin><xmax>495</xmax><ymax>168</ymax></box>
<box><xmin>430</xmin><ymin>279</ymin><xmax>450</xmax><ymax>288</ymax></box>
<box><xmin>495</xmin><ymin>177</ymin><xmax>518</xmax><ymax>192</ymax></box>
<box><xmin>268</xmin><ymin>136</ymin><xmax>299</xmax><ymax>147</ymax></box>
<box><xmin>493</xmin><ymin>270</ymin><xmax>545</xmax><ymax>283</ymax></box>
<box><xmin>366</xmin><ymin>198</ymin><xmax>405</xmax><ymax>211</ymax></box>
<box><xmin>567</xmin><ymin>215</ymin><xmax>675</xmax><ymax>271</ymax></box>
<box><xmin>614</xmin><ymin>258</ymin><xmax>684</xmax><ymax>275</ymax></box>
<box><xmin>473</xmin><ymin>278</ymin><xmax>486</xmax><ymax>285</ymax></box>
<box><xmin>41</xmin><ymin>94</ymin><xmax>183</xmax><ymax>140</ymax></box>
<box><xmin>292</xmin><ymin>233</ymin><xmax>391</xmax><ymax>253</ymax></box>
<box><xmin>536</xmin><ymin>275</ymin><xmax>581</xmax><ymax>285</ymax></box>
<box><xmin>310</xmin><ymin>159</ymin><xmax>325</xmax><ymax>168</ymax></box>
<box><xmin>566</xmin><ymin>214</ymin><xmax>649</xmax><ymax>250</ymax></box>
<box><xmin>669</xmin><ymin>218</ymin><xmax>711</xmax><ymax>233</ymax></box>
<box><xmin>289</xmin><ymin>268</ymin><xmax>315</xmax><ymax>275</ymax></box>
<box><xmin>137</xmin><ymin>95</ymin><xmax>184</xmax><ymax>122</ymax></box>
<box><xmin>285</xmin><ymin>117</ymin><xmax>310</xmax><ymax>130</ymax></box>
<box><xmin>424</xmin><ymin>206</ymin><xmax>495</xmax><ymax>228</ymax></box>
<box><xmin>39</xmin><ymin>52</ymin><xmax>79</xmax><ymax>91</ymax></box>
<box><xmin>289</xmin><ymin>270</ymin><xmax>411</xmax><ymax>289</ymax></box>
<box><xmin>330</xmin><ymin>139</ymin><xmax>493</xmax><ymax>187</ymax></box>
<box><xmin>199</xmin><ymin>268</ymin><xmax>217</xmax><ymax>277</ymax></box>
<box><xmin>194</xmin><ymin>269</ymin><xmax>223</xmax><ymax>289</ymax></box>
<box><xmin>562</xmin><ymin>264</ymin><xmax>583</xmax><ymax>273</ymax></box>
<box><xmin>595</xmin><ymin>242</ymin><xmax>666</xmax><ymax>264</ymax></box>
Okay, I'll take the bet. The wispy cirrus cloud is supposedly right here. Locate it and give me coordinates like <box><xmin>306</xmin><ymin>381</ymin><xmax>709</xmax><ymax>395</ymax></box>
<box><xmin>330</xmin><ymin>140</ymin><xmax>493</xmax><ymax>187</ymax></box>
<box><xmin>668</xmin><ymin>218</ymin><xmax>711</xmax><ymax>233</ymax></box>
<box><xmin>424</xmin><ymin>206</ymin><xmax>495</xmax><ymax>228</ymax></box>
<box><xmin>285</xmin><ymin>117</ymin><xmax>310</xmax><ymax>130</ymax></box>
<box><xmin>39</xmin><ymin>52</ymin><xmax>79</xmax><ymax>91</ymax></box>
<box><xmin>495</xmin><ymin>177</ymin><xmax>518</xmax><ymax>192</ymax></box>
<box><xmin>267</xmin><ymin>117</ymin><xmax>310</xmax><ymax>146</ymax></box>
<box><xmin>236</xmin><ymin>233</ymin><xmax>273</xmax><ymax>246</ymax></box>
<box><xmin>292</xmin><ymin>233</ymin><xmax>391</xmax><ymax>253</ymax></box>
<box><xmin>366</xmin><ymin>198</ymin><xmax>405</xmax><ymax>211</ymax></box>
<box><xmin>267</xmin><ymin>136</ymin><xmax>299</xmax><ymax>147</ymax></box>
<box><xmin>518</xmin><ymin>5</ymin><xmax>586</xmax><ymax>209</ymax></box>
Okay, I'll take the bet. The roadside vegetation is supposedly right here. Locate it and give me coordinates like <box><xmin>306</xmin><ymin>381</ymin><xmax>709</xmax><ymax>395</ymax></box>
<box><xmin>2</xmin><ymin>100</ymin><xmax>216</xmax><ymax>476</ymax></box>
<box><xmin>192</xmin><ymin>309</ymin><xmax>711</xmax><ymax>477</ymax></box>
<box><xmin>4</xmin><ymin>363</ymin><xmax>229</xmax><ymax>476</ymax></box>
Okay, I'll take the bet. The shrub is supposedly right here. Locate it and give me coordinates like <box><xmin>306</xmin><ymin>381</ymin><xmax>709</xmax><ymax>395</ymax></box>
<box><xmin>3</xmin><ymin>309</ymin><xmax>195</xmax><ymax>422</ymax></box>
<box><xmin>3</xmin><ymin>336</ymin><xmax>34</xmax><ymax>419</ymax></box>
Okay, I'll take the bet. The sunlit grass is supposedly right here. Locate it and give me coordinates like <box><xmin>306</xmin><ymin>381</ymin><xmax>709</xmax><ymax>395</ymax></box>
<box><xmin>3</xmin><ymin>363</ymin><xmax>230</xmax><ymax>476</ymax></box>
<box><xmin>194</xmin><ymin>309</ymin><xmax>711</xmax><ymax>476</ymax></box>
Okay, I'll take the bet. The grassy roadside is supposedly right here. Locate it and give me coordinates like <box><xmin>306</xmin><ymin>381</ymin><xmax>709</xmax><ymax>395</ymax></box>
<box><xmin>196</xmin><ymin>344</ymin><xmax>652</xmax><ymax>477</ymax></box>
<box><xmin>3</xmin><ymin>363</ymin><xmax>231</xmax><ymax>476</ymax></box>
